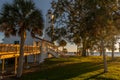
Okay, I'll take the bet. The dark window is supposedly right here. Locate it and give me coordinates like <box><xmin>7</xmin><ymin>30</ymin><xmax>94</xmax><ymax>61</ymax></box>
<box><xmin>14</xmin><ymin>41</ymin><xmax>19</xmax><ymax>44</ymax></box>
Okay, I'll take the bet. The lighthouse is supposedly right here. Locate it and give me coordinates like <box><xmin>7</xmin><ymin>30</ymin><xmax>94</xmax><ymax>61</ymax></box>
<box><xmin>43</xmin><ymin>9</ymin><xmax>54</xmax><ymax>42</ymax></box>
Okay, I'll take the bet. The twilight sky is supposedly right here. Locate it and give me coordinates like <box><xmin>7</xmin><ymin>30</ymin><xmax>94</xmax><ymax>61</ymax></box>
<box><xmin>0</xmin><ymin>0</ymin><xmax>77</xmax><ymax>52</ymax></box>
<box><xmin>0</xmin><ymin>0</ymin><xmax>52</xmax><ymax>19</ymax></box>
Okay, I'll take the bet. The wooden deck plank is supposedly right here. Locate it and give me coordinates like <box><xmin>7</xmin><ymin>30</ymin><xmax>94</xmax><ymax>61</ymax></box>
<box><xmin>0</xmin><ymin>52</ymin><xmax>40</xmax><ymax>59</ymax></box>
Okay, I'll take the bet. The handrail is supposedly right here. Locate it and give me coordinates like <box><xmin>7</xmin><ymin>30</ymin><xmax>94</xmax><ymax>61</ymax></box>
<box><xmin>0</xmin><ymin>44</ymin><xmax>40</xmax><ymax>59</ymax></box>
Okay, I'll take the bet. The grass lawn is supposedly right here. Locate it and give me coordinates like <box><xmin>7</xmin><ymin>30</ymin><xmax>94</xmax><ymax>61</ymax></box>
<box><xmin>21</xmin><ymin>56</ymin><xmax>120</xmax><ymax>80</ymax></box>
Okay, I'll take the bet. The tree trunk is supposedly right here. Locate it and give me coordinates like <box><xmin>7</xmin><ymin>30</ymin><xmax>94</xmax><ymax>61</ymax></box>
<box><xmin>90</xmin><ymin>49</ymin><xmax>93</xmax><ymax>55</ymax></box>
<box><xmin>101</xmin><ymin>40</ymin><xmax>108</xmax><ymax>73</ymax></box>
<box><xmin>77</xmin><ymin>45</ymin><xmax>79</xmax><ymax>56</ymax></box>
<box><xmin>17</xmin><ymin>31</ymin><xmax>26</xmax><ymax>78</ymax></box>
<box><xmin>86</xmin><ymin>49</ymin><xmax>89</xmax><ymax>56</ymax></box>
<box><xmin>100</xmin><ymin>47</ymin><xmax>102</xmax><ymax>56</ymax></box>
<box><xmin>82</xmin><ymin>40</ymin><xmax>87</xmax><ymax>56</ymax></box>
<box><xmin>111</xmin><ymin>40</ymin><xmax>114</xmax><ymax>60</ymax></box>
<box><xmin>82</xmin><ymin>48</ymin><xmax>87</xmax><ymax>56</ymax></box>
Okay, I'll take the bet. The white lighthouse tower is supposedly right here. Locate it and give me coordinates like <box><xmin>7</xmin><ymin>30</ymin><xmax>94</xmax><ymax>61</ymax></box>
<box><xmin>39</xmin><ymin>9</ymin><xmax>59</xmax><ymax>63</ymax></box>
<box><xmin>43</xmin><ymin>9</ymin><xmax>54</xmax><ymax>42</ymax></box>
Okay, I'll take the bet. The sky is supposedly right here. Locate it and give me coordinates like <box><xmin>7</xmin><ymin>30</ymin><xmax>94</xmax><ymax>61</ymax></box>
<box><xmin>0</xmin><ymin>0</ymin><xmax>77</xmax><ymax>52</ymax></box>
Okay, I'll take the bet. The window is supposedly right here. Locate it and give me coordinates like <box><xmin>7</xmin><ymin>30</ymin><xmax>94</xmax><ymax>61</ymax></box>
<box><xmin>14</xmin><ymin>41</ymin><xmax>19</xmax><ymax>44</ymax></box>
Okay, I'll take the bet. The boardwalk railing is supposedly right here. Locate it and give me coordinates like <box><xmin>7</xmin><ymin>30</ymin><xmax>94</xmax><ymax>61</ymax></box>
<box><xmin>47</xmin><ymin>42</ymin><xmax>65</xmax><ymax>57</ymax></box>
<box><xmin>0</xmin><ymin>44</ymin><xmax>41</xmax><ymax>74</ymax></box>
<box><xmin>0</xmin><ymin>44</ymin><xmax>40</xmax><ymax>59</ymax></box>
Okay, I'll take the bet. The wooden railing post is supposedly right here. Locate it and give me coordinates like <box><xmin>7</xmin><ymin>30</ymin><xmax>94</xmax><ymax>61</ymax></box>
<box><xmin>2</xmin><ymin>59</ymin><xmax>5</xmax><ymax>74</ymax></box>
<box><xmin>34</xmin><ymin>55</ymin><xmax>37</xmax><ymax>63</ymax></box>
<box><xmin>25</xmin><ymin>56</ymin><xmax>28</xmax><ymax>64</ymax></box>
<box><xmin>14</xmin><ymin>57</ymin><xmax>18</xmax><ymax>74</ymax></box>
<box><xmin>25</xmin><ymin>45</ymin><xmax>28</xmax><ymax>65</ymax></box>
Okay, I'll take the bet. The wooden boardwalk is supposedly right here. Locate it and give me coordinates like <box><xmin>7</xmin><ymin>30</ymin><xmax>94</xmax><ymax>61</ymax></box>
<box><xmin>0</xmin><ymin>44</ymin><xmax>40</xmax><ymax>59</ymax></box>
<box><xmin>0</xmin><ymin>44</ymin><xmax>40</xmax><ymax>74</ymax></box>
<box><xmin>0</xmin><ymin>41</ymin><xmax>63</xmax><ymax>75</ymax></box>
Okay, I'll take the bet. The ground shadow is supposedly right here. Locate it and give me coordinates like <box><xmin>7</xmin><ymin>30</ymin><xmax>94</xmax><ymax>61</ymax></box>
<box><xmin>84</xmin><ymin>72</ymin><xmax>104</xmax><ymax>80</ymax></box>
<box><xmin>85</xmin><ymin>72</ymin><xmax>116</xmax><ymax>80</ymax></box>
<box><xmin>21</xmin><ymin>61</ymin><xmax>104</xmax><ymax>80</ymax></box>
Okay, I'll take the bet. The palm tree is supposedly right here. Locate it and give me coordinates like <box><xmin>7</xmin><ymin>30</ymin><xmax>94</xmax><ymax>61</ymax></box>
<box><xmin>0</xmin><ymin>0</ymin><xmax>44</xmax><ymax>77</ymax></box>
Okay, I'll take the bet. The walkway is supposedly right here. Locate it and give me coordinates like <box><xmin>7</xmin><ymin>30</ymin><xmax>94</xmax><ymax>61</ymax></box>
<box><xmin>0</xmin><ymin>42</ymin><xmax>62</xmax><ymax>75</ymax></box>
<box><xmin>0</xmin><ymin>44</ymin><xmax>40</xmax><ymax>74</ymax></box>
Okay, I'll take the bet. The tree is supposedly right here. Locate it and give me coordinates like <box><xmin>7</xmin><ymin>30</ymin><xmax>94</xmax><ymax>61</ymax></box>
<box><xmin>50</xmin><ymin>0</ymin><xmax>120</xmax><ymax>73</ymax></box>
<box><xmin>0</xmin><ymin>0</ymin><xmax>44</xmax><ymax>77</ymax></box>
<box><xmin>59</xmin><ymin>39</ymin><xmax>67</xmax><ymax>51</ymax></box>
<box><xmin>47</xmin><ymin>25</ymin><xmax>67</xmax><ymax>43</ymax></box>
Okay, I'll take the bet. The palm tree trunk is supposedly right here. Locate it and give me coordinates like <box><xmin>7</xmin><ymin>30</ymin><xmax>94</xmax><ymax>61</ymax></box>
<box><xmin>101</xmin><ymin>40</ymin><xmax>108</xmax><ymax>73</ymax></box>
<box><xmin>17</xmin><ymin>31</ymin><xmax>26</xmax><ymax>78</ymax></box>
